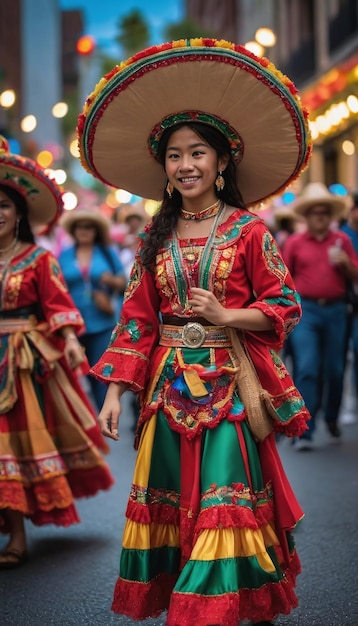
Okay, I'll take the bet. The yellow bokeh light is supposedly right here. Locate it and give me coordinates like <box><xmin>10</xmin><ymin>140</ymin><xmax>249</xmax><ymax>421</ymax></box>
<box><xmin>244</xmin><ymin>41</ymin><xmax>264</xmax><ymax>57</ymax></box>
<box><xmin>144</xmin><ymin>199</ymin><xmax>160</xmax><ymax>217</ymax></box>
<box><xmin>52</xmin><ymin>102</ymin><xmax>68</xmax><ymax>118</ymax></box>
<box><xmin>106</xmin><ymin>192</ymin><xmax>120</xmax><ymax>208</ymax></box>
<box><xmin>69</xmin><ymin>139</ymin><xmax>80</xmax><ymax>158</ymax></box>
<box><xmin>308</xmin><ymin>121</ymin><xmax>319</xmax><ymax>141</ymax></box>
<box><xmin>37</xmin><ymin>150</ymin><xmax>54</xmax><ymax>168</ymax></box>
<box><xmin>342</xmin><ymin>140</ymin><xmax>355</xmax><ymax>156</ymax></box>
<box><xmin>115</xmin><ymin>189</ymin><xmax>132</xmax><ymax>204</ymax></box>
<box><xmin>21</xmin><ymin>115</ymin><xmax>37</xmax><ymax>132</ymax></box>
<box><xmin>0</xmin><ymin>89</ymin><xmax>16</xmax><ymax>108</ymax></box>
<box><xmin>347</xmin><ymin>94</ymin><xmax>358</xmax><ymax>113</ymax></box>
<box><xmin>255</xmin><ymin>27</ymin><xmax>277</xmax><ymax>47</ymax></box>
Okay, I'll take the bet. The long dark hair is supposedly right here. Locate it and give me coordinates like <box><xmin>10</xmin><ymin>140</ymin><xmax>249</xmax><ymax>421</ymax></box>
<box><xmin>0</xmin><ymin>184</ymin><xmax>35</xmax><ymax>243</ymax></box>
<box><xmin>140</xmin><ymin>122</ymin><xmax>247</xmax><ymax>271</ymax></box>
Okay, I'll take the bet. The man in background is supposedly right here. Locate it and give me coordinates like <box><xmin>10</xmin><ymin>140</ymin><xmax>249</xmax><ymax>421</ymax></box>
<box><xmin>284</xmin><ymin>183</ymin><xmax>358</xmax><ymax>449</ymax></box>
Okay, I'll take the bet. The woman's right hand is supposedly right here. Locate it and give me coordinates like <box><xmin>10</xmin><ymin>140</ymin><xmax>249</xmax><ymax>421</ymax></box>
<box><xmin>97</xmin><ymin>382</ymin><xmax>124</xmax><ymax>441</ymax></box>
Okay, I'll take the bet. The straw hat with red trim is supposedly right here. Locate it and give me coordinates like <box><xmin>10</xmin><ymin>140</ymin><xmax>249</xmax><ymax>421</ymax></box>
<box><xmin>77</xmin><ymin>38</ymin><xmax>312</xmax><ymax>207</ymax></box>
<box><xmin>0</xmin><ymin>136</ymin><xmax>63</xmax><ymax>229</ymax></box>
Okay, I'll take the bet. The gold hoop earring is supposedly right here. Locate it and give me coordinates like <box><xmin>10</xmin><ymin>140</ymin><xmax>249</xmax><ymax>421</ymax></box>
<box><xmin>166</xmin><ymin>181</ymin><xmax>174</xmax><ymax>198</ymax></box>
<box><xmin>215</xmin><ymin>171</ymin><xmax>225</xmax><ymax>192</ymax></box>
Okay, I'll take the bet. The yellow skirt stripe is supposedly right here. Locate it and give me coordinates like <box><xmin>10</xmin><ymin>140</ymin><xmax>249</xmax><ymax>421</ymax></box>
<box><xmin>122</xmin><ymin>517</ymin><xmax>279</xmax><ymax>570</ymax></box>
<box><xmin>131</xmin><ymin>414</ymin><xmax>157</xmax><ymax>487</ymax></box>
<box><xmin>122</xmin><ymin>519</ymin><xmax>180</xmax><ymax>549</ymax></box>
<box><xmin>191</xmin><ymin>524</ymin><xmax>278</xmax><ymax>564</ymax></box>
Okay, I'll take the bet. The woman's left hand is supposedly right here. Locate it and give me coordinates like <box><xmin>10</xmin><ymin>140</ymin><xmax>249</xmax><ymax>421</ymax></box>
<box><xmin>188</xmin><ymin>287</ymin><xmax>229</xmax><ymax>325</ymax></box>
<box><xmin>64</xmin><ymin>336</ymin><xmax>85</xmax><ymax>370</ymax></box>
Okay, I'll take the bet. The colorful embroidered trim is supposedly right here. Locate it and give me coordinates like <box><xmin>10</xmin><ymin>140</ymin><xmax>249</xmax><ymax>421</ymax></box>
<box><xmin>149</xmin><ymin>111</ymin><xmax>244</xmax><ymax>164</ymax></box>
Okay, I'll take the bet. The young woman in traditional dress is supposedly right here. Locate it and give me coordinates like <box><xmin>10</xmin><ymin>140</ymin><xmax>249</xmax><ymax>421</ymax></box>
<box><xmin>77</xmin><ymin>39</ymin><xmax>312</xmax><ymax>626</ymax></box>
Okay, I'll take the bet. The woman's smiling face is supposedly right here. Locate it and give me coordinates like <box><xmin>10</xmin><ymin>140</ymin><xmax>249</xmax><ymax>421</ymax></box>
<box><xmin>0</xmin><ymin>188</ymin><xmax>18</xmax><ymax>245</ymax></box>
<box><xmin>165</xmin><ymin>125</ymin><xmax>224</xmax><ymax>204</ymax></box>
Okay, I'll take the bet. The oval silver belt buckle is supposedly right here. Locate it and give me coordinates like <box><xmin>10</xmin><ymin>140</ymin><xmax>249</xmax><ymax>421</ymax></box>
<box><xmin>182</xmin><ymin>322</ymin><xmax>206</xmax><ymax>348</ymax></box>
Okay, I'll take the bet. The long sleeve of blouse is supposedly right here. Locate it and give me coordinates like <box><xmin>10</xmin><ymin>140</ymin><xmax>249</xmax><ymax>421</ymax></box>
<box><xmin>2</xmin><ymin>245</ymin><xmax>85</xmax><ymax>334</ymax></box>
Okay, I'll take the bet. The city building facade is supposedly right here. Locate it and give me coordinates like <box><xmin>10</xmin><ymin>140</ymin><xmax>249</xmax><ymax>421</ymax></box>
<box><xmin>186</xmin><ymin>0</ymin><xmax>358</xmax><ymax>191</ymax></box>
<box><xmin>0</xmin><ymin>0</ymin><xmax>83</xmax><ymax>158</ymax></box>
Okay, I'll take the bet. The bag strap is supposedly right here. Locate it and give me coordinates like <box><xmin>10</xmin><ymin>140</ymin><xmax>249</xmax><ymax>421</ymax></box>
<box><xmin>227</xmin><ymin>327</ymin><xmax>274</xmax><ymax>440</ymax></box>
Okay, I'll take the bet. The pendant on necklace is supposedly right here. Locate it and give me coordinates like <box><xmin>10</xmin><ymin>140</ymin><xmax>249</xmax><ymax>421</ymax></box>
<box><xmin>185</xmin><ymin>252</ymin><xmax>196</xmax><ymax>262</ymax></box>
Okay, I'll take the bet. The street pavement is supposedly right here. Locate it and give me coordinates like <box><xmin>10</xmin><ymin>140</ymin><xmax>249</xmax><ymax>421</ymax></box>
<box><xmin>1</xmin><ymin>391</ymin><xmax>358</xmax><ymax>626</ymax></box>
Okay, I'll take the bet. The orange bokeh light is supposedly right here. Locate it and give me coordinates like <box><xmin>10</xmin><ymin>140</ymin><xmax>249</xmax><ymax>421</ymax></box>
<box><xmin>76</xmin><ymin>35</ymin><xmax>96</xmax><ymax>56</ymax></box>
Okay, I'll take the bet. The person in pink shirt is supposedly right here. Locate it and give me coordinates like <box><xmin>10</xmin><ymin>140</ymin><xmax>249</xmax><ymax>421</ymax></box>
<box><xmin>283</xmin><ymin>182</ymin><xmax>358</xmax><ymax>449</ymax></box>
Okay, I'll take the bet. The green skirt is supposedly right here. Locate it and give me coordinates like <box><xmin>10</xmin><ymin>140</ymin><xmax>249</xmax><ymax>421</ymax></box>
<box><xmin>111</xmin><ymin>403</ymin><xmax>301</xmax><ymax>626</ymax></box>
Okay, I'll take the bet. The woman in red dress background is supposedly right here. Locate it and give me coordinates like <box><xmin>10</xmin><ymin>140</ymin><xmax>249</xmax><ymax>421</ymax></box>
<box><xmin>0</xmin><ymin>137</ymin><xmax>114</xmax><ymax>568</ymax></box>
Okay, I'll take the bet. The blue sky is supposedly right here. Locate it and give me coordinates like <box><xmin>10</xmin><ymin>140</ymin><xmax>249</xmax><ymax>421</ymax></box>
<box><xmin>60</xmin><ymin>0</ymin><xmax>184</xmax><ymax>56</ymax></box>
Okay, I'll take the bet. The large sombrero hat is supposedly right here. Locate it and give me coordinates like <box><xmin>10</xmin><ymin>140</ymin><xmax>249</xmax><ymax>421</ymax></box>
<box><xmin>78</xmin><ymin>38</ymin><xmax>312</xmax><ymax>207</ymax></box>
<box><xmin>0</xmin><ymin>136</ymin><xmax>63</xmax><ymax>229</ymax></box>
<box><xmin>60</xmin><ymin>208</ymin><xmax>111</xmax><ymax>244</ymax></box>
<box><xmin>292</xmin><ymin>182</ymin><xmax>347</xmax><ymax>219</ymax></box>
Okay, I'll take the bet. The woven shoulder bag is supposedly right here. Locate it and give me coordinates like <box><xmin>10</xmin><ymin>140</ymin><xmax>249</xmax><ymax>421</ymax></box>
<box><xmin>227</xmin><ymin>327</ymin><xmax>275</xmax><ymax>442</ymax></box>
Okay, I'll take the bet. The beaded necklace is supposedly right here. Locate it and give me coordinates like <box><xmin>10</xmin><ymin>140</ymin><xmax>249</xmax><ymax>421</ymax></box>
<box><xmin>171</xmin><ymin>201</ymin><xmax>225</xmax><ymax>311</ymax></box>
<box><xmin>180</xmin><ymin>199</ymin><xmax>220</xmax><ymax>224</ymax></box>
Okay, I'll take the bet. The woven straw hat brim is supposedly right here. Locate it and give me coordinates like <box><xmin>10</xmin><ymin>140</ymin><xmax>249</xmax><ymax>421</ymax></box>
<box><xmin>60</xmin><ymin>210</ymin><xmax>111</xmax><ymax>242</ymax></box>
<box><xmin>116</xmin><ymin>205</ymin><xmax>146</xmax><ymax>224</ymax></box>
<box><xmin>293</xmin><ymin>196</ymin><xmax>347</xmax><ymax>218</ymax></box>
<box><xmin>78</xmin><ymin>39</ymin><xmax>312</xmax><ymax>207</ymax></box>
<box><xmin>274</xmin><ymin>207</ymin><xmax>297</xmax><ymax>220</ymax></box>
<box><xmin>0</xmin><ymin>154</ymin><xmax>63</xmax><ymax>228</ymax></box>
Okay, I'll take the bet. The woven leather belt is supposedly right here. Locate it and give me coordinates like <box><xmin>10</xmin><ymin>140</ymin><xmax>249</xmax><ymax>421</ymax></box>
<box><xmin>159</xmin><ymin>323</ymin><xmax>231</xmax><ymax>349</ymax></box>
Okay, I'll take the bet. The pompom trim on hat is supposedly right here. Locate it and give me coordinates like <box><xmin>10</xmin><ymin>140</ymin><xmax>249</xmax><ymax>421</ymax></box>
<box><xmin>148</xmin><ymin>110</ymin><xmax>244</xmax><ymax>164</ymax></box>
